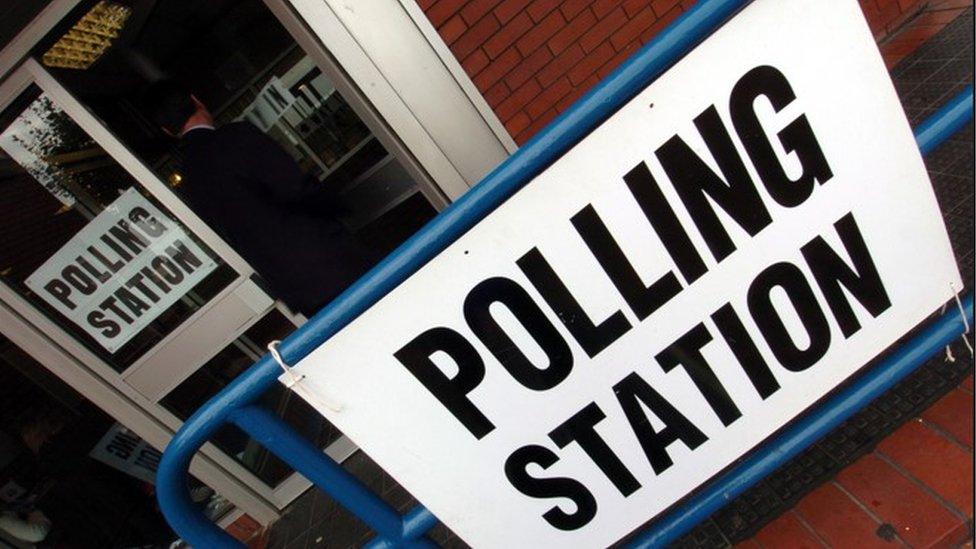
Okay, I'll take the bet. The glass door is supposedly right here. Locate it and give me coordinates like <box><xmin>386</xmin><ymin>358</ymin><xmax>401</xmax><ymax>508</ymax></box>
<box><xmin>0</xmin><ymin>60</ymin><xmax>354</xmax><ymax>509</ymax></box>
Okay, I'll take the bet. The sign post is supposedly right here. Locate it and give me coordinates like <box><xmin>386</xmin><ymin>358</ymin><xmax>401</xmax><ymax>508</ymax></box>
<box><xmin>284</xmin><ymin>1</ymin><xmax>961</xmax><ymax>546</ymax></box>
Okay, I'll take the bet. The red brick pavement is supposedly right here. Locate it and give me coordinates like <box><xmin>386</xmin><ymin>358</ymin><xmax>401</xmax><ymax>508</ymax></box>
<box><xmin>741</xmin><ymin>377</ymin><xmax>975</xmax><ymax>548</ymax></box>
<box><xmin>879</xmin><ymin>0</ymin><xmax>975</xmax><ymax>67</ymax></box>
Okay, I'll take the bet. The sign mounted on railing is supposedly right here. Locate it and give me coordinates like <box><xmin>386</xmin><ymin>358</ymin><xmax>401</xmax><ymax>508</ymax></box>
<box><xmin>287</xmin><ymin>0</ymin><xmax>961</xmax><ymax>546</ymax></box>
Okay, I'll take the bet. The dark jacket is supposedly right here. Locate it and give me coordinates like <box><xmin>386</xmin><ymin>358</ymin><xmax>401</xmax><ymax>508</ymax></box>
<box><xmin>178</xmin><ymin>121</ymin><xmax>374</xmax><ymax>316</ymax></box>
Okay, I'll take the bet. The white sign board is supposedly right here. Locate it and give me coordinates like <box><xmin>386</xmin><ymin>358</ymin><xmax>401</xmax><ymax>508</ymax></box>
<box><xmin>89</xmin><ymin>423</ymin><xmax>162</xmax><ymax>485</ymax></box>
<box><xmin>26</xmin><ymin>189</ymin><xmax>217</xmax><ymax>352</ymax></box>
<box><xmin>288</xmin><ymin>1</ymin><xmax>962</xmax><ymax>546</ymax></box>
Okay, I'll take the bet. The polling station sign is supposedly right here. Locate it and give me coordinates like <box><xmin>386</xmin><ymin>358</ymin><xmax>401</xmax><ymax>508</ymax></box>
<box><xmin>26</xmin><ymin>189</ymin><xmax>217</xmax><ymax>353</ymax></box>
<box><xmin>287</xmin><ymin>0</ymin><xmax>962</xmax><ymax>546</ymax></box>
<box><xmin>89</xmin><ymin>423</ymin><xmax>162</xmax><ymax>485</ymax></box>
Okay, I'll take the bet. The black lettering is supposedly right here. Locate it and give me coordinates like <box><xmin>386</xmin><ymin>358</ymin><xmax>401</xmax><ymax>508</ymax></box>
<box><xmin>87</xmin><ymin>311</ymin><xmax>121</xmax><ymax>337</ymax></box>
<box><xmin>140</xmin><ymin>266</ymin><xmax>171</xmax><ymax>293</ymax></box>
<box><xmin>656</xmin><ymin>324</ymin><xmax>742</xmax><ymax>426</ymax></box>
<box><xmin>99</xmin><ymin>296</ymin><xmax>134</xmax><ymax>324</ymax></box>
<box><xmin>105</xmin><ymin>443</ymin><xmax>131</xmax><ymax>459</ymax></box>
<box><xmin>135</xmin><ymin>449</ymin><xmax>161</xmax><ymax>469</ymax></box>
<box><xmin>464</xmin><ymin>277</ymin><xmax>573</xmax><ymax>391</ymax></box>
<box><xmin>623</xmin><ymin>162</ymin><xmax>708</xmax><ymax>284</ymax></box>
<box><xmin>613</xmin><ymin>372</ymin><xmax>707</xmax><ymax>474</ymax></box>
<box><xmin>61</xmin><ymin>265</ymin><xmax>97</xmax><ymax>295</ymax></box>
<box><xmin>129</xmin><ymin>207</ymin><xmax>167</xmax><ymax>237</ymax></box>
<box><xmin>76</xmin><ymin>256</ymin><xmax>111</xmax><ymax>283</ymax></box>
<box><xmin>166</xmin><ymin>240</ymin><xmax>203</xmax><ymax>274</ymax></box>
<box><xmin>517</xmin><ymin>247</ymin><xmax>631</xmax><ymax>358</ymax></box>
<box><xmin>730</xmin><ymin>65</ymin><xmax>833</xmax><ymax>207</ymax></box>
<box><xmin>100</xmin><ymin>233</ymin><xmax>133</xmax><ymax>262</ymax></box>
<box><xmin>112</xmin><ymin>434</ymin><xmax>139</xmax><ymax>451</ymax></box>
<box><xmin>549</xmin><ymin>403</ymin><xmax>640</xmax><ymax>497</ymax></box>
<box><xmin>711</xmin><ymin>303</ymin><xmax>779</xmax><ymax>399</ymax></box>
<box><xmin>151</xmin><ymin>256</ymin><xmax>184</xmax><ymax>285</ymax></box>
<box><xmin>115</xmin><ymin>287</ymin><xmax>150</xmax><ymax>318</ymax></box>
<box><xmin>748</xmin><ymin>262</ymin><xmax>831</xmax><ymax>372</ymax></box>
<box><xmin>504</xmin><ymin>445</ymin><xmax>598</xmax><ymax>531</ymax></box>
<box><xmin>125</xmin><ymin>273</ymin><xmax>160</xmax><ymax>303</ymax></box>
<box><xmin>656</xmin><ymin>106</ymin><xmax>772</xmax><ymax>262</ymax></box>
<box><xmin>44</xmin><ymin>279</ymin><xmax>75</xmax><ymax>310</ymax></box>
<box><xmin>571</xmin><ymin>204</ymin><xmax>683</xmax><ymax>321</ymax></box>
<box><xmin>394</xmin><ymin>327</ymin><xmax>494</xmax><ymax>439</ymax></box>
<box><xmin>801</xmin><ymin>213</ymin><xmax>891</xmax><ymax>338</ymax></box>
<box><xmin>88</xmin><ymin>245</ymin><xmax>124</xmax><ymax>273</ymax></box>
<box><xmin>108</xmin><ymin>220</ymin><xmax>149</xmax><ymax>255</ymax></box>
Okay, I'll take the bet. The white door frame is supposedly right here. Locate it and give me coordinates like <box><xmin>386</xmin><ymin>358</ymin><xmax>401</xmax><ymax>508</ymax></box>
<box><xmin>392</xmin><ymin>0</ymin><xmax>517</xmax><ymax>157</ymax></box>
<box><xmin>0</xmin><ymin>0</ymin><xmax>82</xmax><ymax>80</ymax></box>
<box><xmin>0</xmin><ymin>61</ymin><xmax>352</xmax><ymax>517</ymax></box>
<box><xmin>271</xmin><ymin>0</ymin><xmax>514</xmax><ymax>203</ymax></box>
<box><xmin>0</xmin><ymin>296</ymin><xmax>281</xmax><ymax>524</ymax></box>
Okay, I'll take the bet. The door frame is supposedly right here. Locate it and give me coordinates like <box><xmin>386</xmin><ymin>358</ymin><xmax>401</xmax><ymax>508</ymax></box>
<box><xmin>0</xmin><ymin>60</ymin><xmax>353</xmax><ymax>516</ymax></box>
<box><xmin>268</xmin><ymin>0</ymin><xmax>514</xmax><ymax>202</ymax></box>
<box><xmin>0</xmin><ymin>293</ymin><xmax>282</xmax><ymax>524</ymax></box>
<box><xmin>0</xmin><ymin>0</ymin><xmax>516</xmax><ymax>521</ymax></box>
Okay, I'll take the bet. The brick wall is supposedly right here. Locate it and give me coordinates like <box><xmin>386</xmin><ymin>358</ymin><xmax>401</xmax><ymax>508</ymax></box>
<box><xmin>418</xmin><ymin>0</ymin><xmax>927</xmax><ymax>144</ymax></box>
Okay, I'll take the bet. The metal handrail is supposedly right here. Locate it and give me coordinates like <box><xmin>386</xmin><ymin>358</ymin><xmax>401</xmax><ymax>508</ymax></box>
<box><xmin>155</xmin><ymin>0</ymin><xmax>975</xmax><ymax>544</ymax></box>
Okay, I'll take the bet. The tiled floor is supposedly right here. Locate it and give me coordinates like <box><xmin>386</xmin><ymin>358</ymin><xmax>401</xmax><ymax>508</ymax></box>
<box><xmin>879</xmin><ymin>0</ymin><xmax>975</xmax><ymax>68</ymax></box>
<box><xmin>254</xmin><ymin>6</ymin><xmax>974</xmax><ymax>549</ymax></box>
<box><xmin>740</xmin><ymin>381</ymin><xmax>975</xmax><ymax>548</ymax></box>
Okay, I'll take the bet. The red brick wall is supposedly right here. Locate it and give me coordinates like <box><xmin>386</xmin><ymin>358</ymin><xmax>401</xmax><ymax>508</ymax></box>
<box><xmin>418</xmin><ymin>0</ymin><xmax>926</xmax><ymax>144</ymax></box>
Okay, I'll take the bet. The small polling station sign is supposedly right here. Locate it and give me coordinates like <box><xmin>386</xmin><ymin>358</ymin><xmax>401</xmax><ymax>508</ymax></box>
<box><xmin>26</xmin><ymin>189</ymin><xmax>217</xmax><ymax>353</ymax></box>
<box><xmin>89</xmin><ymin>423</ymin><xmax>163</xmax><ymax>485</ymax></box>
<box><xmin>286</xmin><ymin>0</ymin><xmax>962</xmax><ymax>546</ymax></box>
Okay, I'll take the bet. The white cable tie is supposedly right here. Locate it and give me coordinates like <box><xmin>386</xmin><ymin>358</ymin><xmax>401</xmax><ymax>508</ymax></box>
<box><xmin>269</xmin><ymin>340</ymin><xmax>304</xmax><ymax>388</ymax></box>
<box><xmin>267</xmin><ymin>341</ymin><xmax>343</xmax><ymax>413</ymax></box>
<box><xmin>949</xmin><ymin>282</ymin><xmax>974</xmax><ymax>358</ymax></box>
<box><xmin>945</xmin><ymin>344</ymin><xmax>956</xmax><ymax>363</ymax></box>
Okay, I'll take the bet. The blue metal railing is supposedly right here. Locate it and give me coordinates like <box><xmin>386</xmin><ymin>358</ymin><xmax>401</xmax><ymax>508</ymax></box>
<box><xmin>155</xmin><ymin>0</ymin><xmax>975</xmax><ymax>544</ymax></box>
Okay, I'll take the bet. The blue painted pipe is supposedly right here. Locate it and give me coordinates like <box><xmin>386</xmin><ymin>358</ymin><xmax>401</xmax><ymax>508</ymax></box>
<box><xmin>916</xmin><ymin>85</ymin><xmax>974</xmax><ymax>156</ymax></box>
<box><xmin>228</xmin><ymin>406</ymin><xmax>405</xmax><ymax>541</ymax></box>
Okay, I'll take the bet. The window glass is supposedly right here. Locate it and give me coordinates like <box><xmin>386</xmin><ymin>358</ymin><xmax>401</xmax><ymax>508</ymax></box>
<box><xmin>42</xmin><ymin>0</ymin><xmax>436</xmax><ymax>250</ymax></box>
<box><xmin>161</xmin><ymin>310</ymin><xmax>341</xmax><ymax>487</ymax></box>
<box><xmin>0</xmin><ymin>85</ymin><xmax>236</xmax><ymax>372</ymax></box>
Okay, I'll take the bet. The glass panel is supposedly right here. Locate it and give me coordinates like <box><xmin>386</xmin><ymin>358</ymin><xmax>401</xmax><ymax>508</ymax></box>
<box><xmin>0</xmin><ymin>84</ymin><xmax>237</xmax><ymax>372</ymax></box>
<box><xmin>43</xmin><ymin>0</ymin><xmax>437</xmax><ymax>265</ymax></box>
<box><xmin>161</xmin><ymin>310</ymin><xmax>341</xmax><ymax>487</ymax></box>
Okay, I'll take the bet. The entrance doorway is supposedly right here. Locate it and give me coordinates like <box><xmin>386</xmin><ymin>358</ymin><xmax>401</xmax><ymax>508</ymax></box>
<box><xmin>40</xmin><ymin>0</ymin><xmax>440</xmax><ymax>246</ymax></box>
<box><xmin>0</xmin><ymin>0</ymin><xmax>442</xmax><ymax>518</ymax></box>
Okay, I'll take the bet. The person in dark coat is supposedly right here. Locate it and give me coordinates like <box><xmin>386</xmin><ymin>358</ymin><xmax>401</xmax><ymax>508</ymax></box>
<box><xmin>142</xmin><ymin>80</ymin><xmax>375</xmax><ymax>316</ymax></box>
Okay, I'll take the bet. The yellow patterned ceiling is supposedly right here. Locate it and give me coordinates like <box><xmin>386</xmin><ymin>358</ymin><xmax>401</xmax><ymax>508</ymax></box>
<box><xmin>41</xmin><ymin>1</ymin><xmax>131</xmax><ymax>70</ymax></box>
